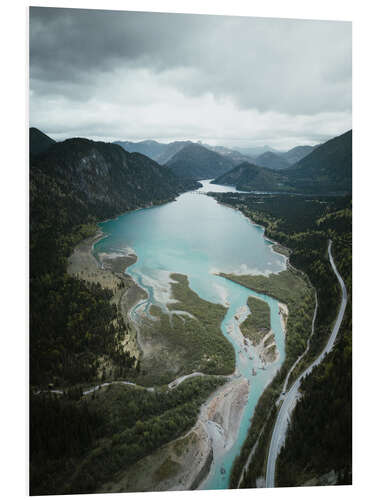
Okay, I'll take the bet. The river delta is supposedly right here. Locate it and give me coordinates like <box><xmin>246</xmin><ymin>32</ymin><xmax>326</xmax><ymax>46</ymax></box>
<box><xmin>91</xmin><ymin>180</ymin><xmax>288</xmax><ymax>489</ymax></box>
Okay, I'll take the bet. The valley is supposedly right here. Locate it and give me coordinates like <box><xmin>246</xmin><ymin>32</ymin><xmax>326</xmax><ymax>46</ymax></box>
<box><xmin>29</xmin><ymin>128</ymin><xmax>352</xmax><ymax>494</ymax></box>
<box><xmin>27</xmin><ymin>9</ymin><xmax>353</xmax><ymax>498</ymax></box>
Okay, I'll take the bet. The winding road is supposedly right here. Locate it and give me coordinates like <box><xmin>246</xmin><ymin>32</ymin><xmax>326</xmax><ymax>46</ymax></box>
<box><xmin>265</xmin><ymin>239</ymin><xmax>347</xmax><ymax>488</ymax></box>
<box><xmin>34</xmin><ymin>372</ymin><xmax>209</xmax><ymax>397</ymax></box>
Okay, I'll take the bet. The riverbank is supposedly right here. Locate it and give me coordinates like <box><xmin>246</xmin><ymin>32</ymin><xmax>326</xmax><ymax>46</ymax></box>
<box><xmin>201</xmin><ymin>376</ymin><xmax>249</xmax><ymax>461</ymax></box>
<box><xmin>279</xmin><ymin>302</ymin><xmax>288</xmax><ymax>334</ymax></box>
<box><xmin>96</xmin><ymin>375</ymin><xmax>249</xmax><ymax>493</ymax></box>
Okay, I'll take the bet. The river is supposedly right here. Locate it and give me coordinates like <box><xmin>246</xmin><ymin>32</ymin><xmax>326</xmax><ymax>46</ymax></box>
<box><xmin>94</xmin><ymin>179</ymin><xmax>287</xmax><ymax>490</ymax></box>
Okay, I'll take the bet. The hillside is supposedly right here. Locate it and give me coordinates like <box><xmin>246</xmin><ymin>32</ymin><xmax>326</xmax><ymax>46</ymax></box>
<box><xmin>212</xmin><ymin>162</ymin><xmax>290</xmax><ymax>192</ymax></box>
<box><xmin>281</xmin><ymin>145</ymin><xmax>318</xmax><ymax>164</ymax></box>
<box><xmin>114</xmin><ymin>139</ymin><xmax>166</xmax><ymax>160</ymax></box>
<box><xmin>114</xmin><ymin>139</ymin><xmax>192</xmax><ymax>164</ymax></box>
<box><xmin>114</xmin><ymin>139</ymin><xmax>252</xmax><ymax>167</ymax></box>
<box><xmin>237</xmin><ymin>145</ymin><xmax>278</xmax><ymax>156</ymax></box>
<box><xmin>30</xmin><ymin>127</ymin><xmax>56</xmax><ymax>156</ymax></box>
<box><xmin>254</xmin><ymin>151</ymin><xmax>290</xmax><ymax>170</ymax></box>
<box><xmin>203</xmin><ymin>144</ymin><xmax>254</xmax><ymax>165</ymax></box>
<box><xmin>212</xmin><ymin>130</ymin><xmax>352</xmax><ymax>194</ymax></box>
<box><xmin>285</xmin><ymin>130</ymin><xmax>352</xmax><ymax>194</ymax></box>
<box><xmin>31</xmin><ymin>136</ymin><xmax>198</xmax><ymax>224</ymax></box>
<box><xmin>166</xmin><ymin>143</ymin><xmax>234</xmax><ymax>180</ymax></box>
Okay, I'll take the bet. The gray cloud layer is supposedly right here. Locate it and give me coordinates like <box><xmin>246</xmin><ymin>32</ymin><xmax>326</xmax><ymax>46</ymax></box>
<box><xmin>29</xmin><ymin>7</ymin><xmax>352</xmax><ymax>149</ymax></box>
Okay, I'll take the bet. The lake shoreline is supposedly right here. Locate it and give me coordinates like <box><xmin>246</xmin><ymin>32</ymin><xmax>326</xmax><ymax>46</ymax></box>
<box><xmin>210</xmin><ymin>196</ymin><xmax>291</xmax><ymax>265</ymax></box>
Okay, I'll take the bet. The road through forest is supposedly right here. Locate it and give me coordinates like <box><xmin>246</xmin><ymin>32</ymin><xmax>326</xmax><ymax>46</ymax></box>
<box><xmin>265</xmin><ymin>239</ymin><xmax>347</xmax><ymax>488</ymax></box>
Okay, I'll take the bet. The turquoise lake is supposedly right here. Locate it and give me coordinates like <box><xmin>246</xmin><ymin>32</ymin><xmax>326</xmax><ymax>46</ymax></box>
<box><xmin>94</xmin><ymin>179</ymin><xmax>287</xmax><ymax>490</ymax></box>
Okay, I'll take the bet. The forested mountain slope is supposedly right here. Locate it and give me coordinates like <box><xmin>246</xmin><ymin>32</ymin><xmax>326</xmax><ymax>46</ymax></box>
<box><xmin>114</xmin><ymin>138</ymin><xmax>254</xmax><ymax>166</ymax></box>
<box><xmin>31</xmin><ymin>136</ymin><xmax>198</xmax><ymax>223</ymax></box>
<box><xmin>281</xmin><ymin>145</ymin><xmax>318</xmax><ymax>164</ymax></box>
<box><xmin>212</xmin><ymin>130</ymin><xmax>352</xmax><ymax>195</ymax></box>
<box><xmin>212</xmin><ymin>162</ymin><xmax>289</xmax><ymax>191</ymax></box>
<box><xmin>202</xmin><ymin>144</ymin><xmax>254</xmax><ymax>165</ymax></box>
<box><xmin>166</xmin><ymin>142</ymin><xmax>234</xmax><ymax>180</ymax></box>
<box><xmin>285</xmin><ymin>130</ymin><xmax>352</xmax><ymax>193</ymax></box>
<box><xmin>254</xmin><ymin>151</ymin><xmax>290</xmax><ymax>170</ymax></box>
<box><xmin>114</xmin><ymin>139</ymin><xmax>192</xmax><ymax>164</ymax></box>
<box><xmin>29</xmin><ymin>127</ymin><xmax>56</xmax><ymax>156</ymax></box>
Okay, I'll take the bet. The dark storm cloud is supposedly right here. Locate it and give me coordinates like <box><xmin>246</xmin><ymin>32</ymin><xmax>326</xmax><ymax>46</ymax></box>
<box><xmin>29</xmin><ymin>7</ymin><xmax>351</xmax><ymax>147</ymax></box>
<box><xmin>30</xmin><ymin>8</ymin><xmax>207</xmax><ymax>81</ymax></box>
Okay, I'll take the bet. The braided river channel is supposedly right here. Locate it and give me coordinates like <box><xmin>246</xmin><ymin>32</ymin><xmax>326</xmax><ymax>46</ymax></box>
<box><xmin>94</xmin><ymin>180</ymin><xmax>287</xmax><ymax>489</ymax></box>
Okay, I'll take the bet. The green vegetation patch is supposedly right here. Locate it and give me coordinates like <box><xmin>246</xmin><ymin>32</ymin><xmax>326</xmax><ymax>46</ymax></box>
<box><xmin>221</xmin><ymin>270</ymin><xmax>314</xmax><ymax>364</ymax></box>
<box><xmin>222</xmin><ymin>269</ymin><xmax>308</xmax><ymax>305</ymax></box>
<box><xmin>136</xmin><ymin>273</ymin><xmax>235</xmax><ymax>385</ymax></box>
<box><xmin>30</xmin><ymin>375</ymin><xmax>225</xmax><ymax>495</ymax></box>
<box><xmin>30</xmin><ymin>272</ymin><xmax>137</xmax><ymax>387</ymax></box>
<box><xmin>277</xmin><ymin>309</ymin><xmax>352</xmax><ymax>486</ymax></box>
<box><xmin>240</xmin><ymin>296</ymin><xmax>271</xmax><ymax>345</ymax></box>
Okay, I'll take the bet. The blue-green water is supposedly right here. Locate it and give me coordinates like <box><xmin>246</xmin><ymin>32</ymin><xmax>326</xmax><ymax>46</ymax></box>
<box><xmin>94</xmin><ymin>180</ymin><xmax>286</xmax><ymax>489</ymax></box>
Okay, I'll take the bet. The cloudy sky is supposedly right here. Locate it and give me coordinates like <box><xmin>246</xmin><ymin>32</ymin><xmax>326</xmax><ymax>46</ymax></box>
<box><xmin>29</xmin><ymin>7</ymin><xmax>352</xmax><ymax>150</ymax></box>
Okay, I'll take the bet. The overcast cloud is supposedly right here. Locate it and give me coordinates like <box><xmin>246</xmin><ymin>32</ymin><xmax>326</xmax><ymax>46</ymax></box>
<box><xmin>29</xmin><ymin>7</ymin><xmax>352</xmax><ymax>150</ymax></box>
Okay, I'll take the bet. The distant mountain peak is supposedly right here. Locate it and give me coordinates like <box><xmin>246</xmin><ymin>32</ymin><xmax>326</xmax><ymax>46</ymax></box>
<box><xmin>254</xmin><ymin>151</ymin><xmax>290</xmax><ymax>170</ymax></box>
<box><xmin>281</xmin><ymin>144</ymin><xmax>320</xmax><ymax>165</ymax></box>
<box><xmin>166</xmin><ymin>143</ymin><xmax>234</xmax><ymax>180</ymax></box>
<box><xmin>29</xmin><ymin>127</ymin><xmax>56</xmax><ymax>156</ymax></box>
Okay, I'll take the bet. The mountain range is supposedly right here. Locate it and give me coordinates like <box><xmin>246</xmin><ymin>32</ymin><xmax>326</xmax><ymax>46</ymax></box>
<box><xmin>213</xmin><ymin>162</ymin><xmax>287</xmax><ymax>192</ymax></box>
<box><xmin>114</xmin><ymin>137</ymin><xmax>318</xmax><ymax>177</ymax></box>
<box><xmin>165</xmin><ymin>142</ymin><xmax>235</xmax><ymax>180</ymax></box>
<box><xmin>236</xmin><ymin>145</ymin><xmax>279</xmax><ymax>156</ymax></box>
<box><xmin>114</xmin><ymin>139</ymin><xmax>254</xmax><ymax>165</ymax></box>
<box><xmin>253</xmin><ymin>151</ymin><xmax>291</xmax><ymax>171</ymax></box>
<box><xmin>281</xmin><ymin>145</ymin><xmax>318</xmax><ymax>164</ymax></box>
<box><xmin>212</xmin><ymin>130</ymin><xmax>352</xmax><ymax>194</ymax></box>
<box><xmin>30</xmin><ymin>128</ymin><xmax>351</xmax><ymax>205</ymax></box>
<box><xmin>200</xmin><ymin>143</ymin><xmax>254</xmax><ymax>165</ymax></box>
<box><xmin>113</xmin><ymin>139</ymin><xmax>191</xmax><ymax>165</ymax></box>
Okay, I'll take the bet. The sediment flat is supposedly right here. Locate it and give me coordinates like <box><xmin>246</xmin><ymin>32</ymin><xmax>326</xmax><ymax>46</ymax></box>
<box><xmin>67</xmin><ymin>230</ymin><xmax>147</xmax><ymax>308</ymax></box>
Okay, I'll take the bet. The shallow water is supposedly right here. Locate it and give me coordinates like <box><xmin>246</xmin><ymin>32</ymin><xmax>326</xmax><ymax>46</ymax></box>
<box><xmin>94</xmin><ymin>179</ymin><xmax>286</xmax><ymax>489</ymax></box>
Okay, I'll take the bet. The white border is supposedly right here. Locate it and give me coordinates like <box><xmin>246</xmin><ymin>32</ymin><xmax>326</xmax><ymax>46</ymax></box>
<box><xmin>1</xmin><ymin>1</ymin><xmax>373</xmax><ymax>499</ymax></box>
